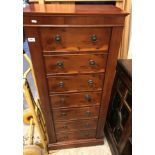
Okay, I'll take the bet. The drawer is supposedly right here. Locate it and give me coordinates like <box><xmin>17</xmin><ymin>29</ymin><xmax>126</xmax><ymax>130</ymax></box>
<box><xmin>40</xmin><ymin>27</ymin><xmax>111</xmax><ymax>52</ymax></box>
<box><xmin>24</xmin><ymin>16</ymin><xmax>64</xmax><ymax>25</ymax></box>
<box><xmin>24</xmin><ymin>15</ymin><xmax>124</xmax><ymax>26</ymax></box>
<box><xmin>50</xmin><ymin>92</ymin><xmax>102</xmax><ymax>108</ymax></box>
<box><xmin>47</xmin><ymin>74</ymin><xmax>104</xmax><ymax>93</ymax></box>
<box><xmin>55</xmin><ymin>118</ymin><xmax>98</xmax><ymax>133</ymax></box>
<box><xmin>44</xmin><ymin>54</ymin><xmax>108</xmax><ymax>75</ymax></box>
<box><xmin>56</xmin><ymin>129</ymin><xmax>96</xmax><ymax>142</ymax></box>
<box><xmin>53</xmin><ymin>106</ymin><xmax>99</xmax><ymax>121</ymax></box>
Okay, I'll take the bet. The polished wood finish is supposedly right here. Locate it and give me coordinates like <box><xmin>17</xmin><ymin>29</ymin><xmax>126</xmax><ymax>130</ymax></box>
<box><xmin>53</xmin><ymin>106</ymin><xmax>99</xmax><ymax>121</ymax></box>
<box><xmin>48</xmin><ymin>138</ymin><xmax>104</xmax><ymax>150</ymax></box>
<box><xmin>56</xmin><ymin>129</ymin><xmax>96</xmax><ymax>142</ymax></box>
<box><xmin>40</xmin><ymin>27</ymin><xmax>111</xmax><ymax>52</ymax></box>
<box><xmin>55</xmin><ymin>118</ymin><xmax>98</xmax><ymax>133</ymax></box>
<box><xmin>96</xmin><ymin>27</ymin><xmax>124</xmax><ymax>138</ymax></box>
<box><xmin>44</xmin><ymin>54</ymin><xmax>108</xmax><ymax>75</ymax></box>
<box><xmin>24</xmin><ymin>27</ymin><xmax>56</xmax><ymax>143</ymax></box>
<box><xmin>47</xmin><ymin>74</ymin><xmax>104</xmax><ymax>93</ymax></box>
<box><xmin>23</xmin><ymin>4</ymin><xmax>127</xmax><ymax>15</ymax></box>
<box><xmin>105</xmin><ymin>59</ymin><xmax>132</xmax><ymax>155</ymax></box>
<box><xmin>50</xmin><ymin>91</ymin><xmax>101</xmax><ymax>108</ymax></box>
<box><xmin>24</xmin><ymin>4</ymin><xmax>127</xmax><ymax>150</ymax></box>
<box><xmin>28</xmin><ymin>0</ymin><xmax>124</xmax><ymax>4</ymax></box>
<box><xmin>24</xmin><ymin>15</ymin><xmax>125</xmax><ymax>27</ymax></box>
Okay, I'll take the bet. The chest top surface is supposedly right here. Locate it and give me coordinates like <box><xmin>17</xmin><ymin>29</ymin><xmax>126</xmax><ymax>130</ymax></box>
<box><xmin>23</xmin><ymin>4</ymin><xmax>128</xmax><ymax>16</ymax></box>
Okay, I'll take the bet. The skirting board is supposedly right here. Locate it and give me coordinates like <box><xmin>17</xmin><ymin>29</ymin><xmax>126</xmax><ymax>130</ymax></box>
<box><xmin>48</xmin><ymin>138</ymin><xmax>104</xmax><ymax>150</ymax></box>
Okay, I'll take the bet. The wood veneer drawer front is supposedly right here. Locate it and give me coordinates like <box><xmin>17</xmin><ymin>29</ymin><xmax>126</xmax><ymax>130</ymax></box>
<box><xmin>55</xmin><ymin>118</ymin><xmax>98</xmax><ymax>133</ymax></box>
<box><xmin>24</xmin><ymin>15</ymin><xmax>124</xmax><ymax>26</ymax></box>
<box><xmin>44</xmin><ymin>54</ymin><xmax>108</xmax><ymax>75</ymax></box>
<box><xmin>53</xmin><ymin>106</ymin><xmax>99</xmax><ymax>121</ymax></box>
<box><xmin>56</xmin><ymin>129</ymin><xmax>96</xmax><ymax>142</ymax></box>
<box><xmin>24</xmin><ymin>16</ymin><xmax>63</xmax><ymax>25</ymax></box>
<box><xmin>40</xmin><ymin>27</ymin><xmax>111</xmax><ymax>52</ymax></box>
<box><xmin>47</xmin><ymin>74</ymin><xmax>104</xmax><ymax>93</ymax></box>
<box><xmin>50</xmin><ymin>92</ymin><xmax>101</xmax><ymax>108</ymax></box>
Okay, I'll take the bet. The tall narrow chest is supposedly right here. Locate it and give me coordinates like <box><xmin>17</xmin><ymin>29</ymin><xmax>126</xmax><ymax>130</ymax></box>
<box><xmin>23</xmin><ymin>4</ymin><xmax>128</xmax><ymax>150</ymax></box>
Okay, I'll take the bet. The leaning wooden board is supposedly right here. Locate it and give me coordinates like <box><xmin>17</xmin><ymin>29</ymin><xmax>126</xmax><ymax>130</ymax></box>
<box><xmin>23</xmin><ymin>4</ymin><xmax>128</xmax><ymax>150</ymax></box>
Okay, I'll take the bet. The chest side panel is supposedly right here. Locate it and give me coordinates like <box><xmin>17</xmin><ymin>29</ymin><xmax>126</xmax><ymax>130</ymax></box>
<box><xmin>24</xmin><ymin>27</ymin><xmax>56</xmax><ymax>143</ymax></box>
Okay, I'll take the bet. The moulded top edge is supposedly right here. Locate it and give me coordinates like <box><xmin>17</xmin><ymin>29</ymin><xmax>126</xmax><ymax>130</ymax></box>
<box><xmin>23</xmin><ymin>4</ymin><xmax>129</xmax><ymax>16</ymax></box>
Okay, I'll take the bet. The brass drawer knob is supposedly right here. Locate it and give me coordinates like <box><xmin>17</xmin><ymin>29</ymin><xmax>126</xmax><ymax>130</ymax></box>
<box><xmin>59</xmin><ymin>81</ymin><xmax>64</xmax><ymax>88</ymax></box>
<box><xmin>85</xmin><ymin>133</ymin><xmax>90</xmax><ymax>137</ymax></box>
<box><xmin>85</xmin><ymin>123</ymin><xmax>90</xmax><ymax>128</ymax></box>
<box><xmin>88</xmin><ymin>80</ymin><xmax>93</xmax><ymax>86</ymax></box>
<box><xmin>91</xmin><ymin>34</ymin><xmax>97</xmax><ymax>43</ymax></box>
<box><xmin>64</xmin><ymin>135</ymin><xmax>68</xmax><ymax>139</ymax></box>
<box><xmin>89</xmin><ymin>60</ymin><xmax>96</xmax><ymax>66</ymax></box>
<box><xmin>63</xmin><ymin>124</ymin><xmax>68</xmax><ymax>129</ymax></box>
<box><xmin>85</xmin><ymin>111</ymin><xmax>91</xmax><ymax>116</ymax></box>
<box><xmin>55</xmin><ymin>35</ymin><xmax>61</xmax><ymax>43</ymax></box>
<box><xmin>61</xmin><ymin>112</ymin><xmax>67</xmax><ymax>117</ymax></box>
<box><xmin>85</xmin><ymin>94</ymin><xmax>91</xmax><ymax>102</ymax></box>
<box><xmin>60</xmin><ymin>97</ymin><xmax>65</xmax><ymax>103</ymax></box>
<box><xmin>56</xmin><ymin>61</ymin><xmax>64</xmax><ymax>68</ymax></box>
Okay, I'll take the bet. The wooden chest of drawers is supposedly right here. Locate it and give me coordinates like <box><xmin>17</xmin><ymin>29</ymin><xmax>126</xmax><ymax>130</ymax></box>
<box><xmin>23</xmin><ymin>4</ymin><xmax>128</xmax><ymax>150</ymax></box>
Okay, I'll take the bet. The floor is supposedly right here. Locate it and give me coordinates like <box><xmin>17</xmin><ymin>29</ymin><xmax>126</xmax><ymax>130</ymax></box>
<box><xmin>49</xmin><ymin>138</ymin><xmax>112</xmax><ymax>155</ymax></box>
<box><xmin>23</xmin><ymin>40</ymin><xmax>112</xmax><ymax>155</ymax></box>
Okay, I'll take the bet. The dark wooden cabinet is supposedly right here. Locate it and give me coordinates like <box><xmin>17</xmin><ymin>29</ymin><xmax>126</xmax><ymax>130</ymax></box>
<box><xmin>23</xmin><ymin>4</ymin><xmax>128</xmax><ymax>150</ymax></box>
<box><xmin>105</xmin><ymin>59</ymin><xmax>132</xmax><ymax>155</ymax></box>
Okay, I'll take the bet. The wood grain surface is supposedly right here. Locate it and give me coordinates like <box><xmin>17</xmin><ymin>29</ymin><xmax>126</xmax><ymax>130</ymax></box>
<box><xmin>47</xmin><ymin>74</ymin><xmax>104</xmax><ymax>93</ymax></box>
<box><xmin>54</xmin><ymin>118</ymin><xmax>98</xmax><ymax>133</ymax></box>
<box><xmin>40</xmin><ymin>27</ymin><xmax>111</xmax><ymax>52</ymax></box>
<box><xmin>50</xmin><ymin>91</ymin><xmax>102</xmax><ymax>108</ymax></box>
<box><xmin>23</xmin><ymin>3</ymin><xmax>127</xmax><ymax>149</ymax></box>
<box><xmin>56</xmin><ymin>129</ymin><xmax>96</xmax><ymax>142</ymax></box>
<box><xmin>52</xmin><ymin>106</ymin><xmax>99</xmax><ymax>121</ymax></box>
<box><xmin>23</xmin><ymin>4</ymin><xmax>128</xmax><ymax>15</ymax></box>
<box><xmin>44</xmin><ymin>54</ymin><xmax>108</xmax><ymax>75</ymax></box>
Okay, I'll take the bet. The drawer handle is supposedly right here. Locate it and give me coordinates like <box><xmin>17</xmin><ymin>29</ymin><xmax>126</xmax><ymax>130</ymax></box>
<box><xmin>60</xmin><ymin>97</ymin><xmax>65</xmax><ymax>103</ymax></box>
<box><xmin>85</xmin><ymin>123</ymin><xmax>90</xmax><ymax>128</ymax></box>
<box><xmin>59</xmin><ymin>81</ymin><xmax>64</xmax><ymax>88</ymax></box>
<box><xmin>85</xmin><ymin>111</ymin><xmax>91</xmax><ymax>116</ymax></box>
<box><xmin>88</xmin><ymin>80</ymin><xmax>93</xmax><ymax>86</ymax></box>
<box><xmin>91</xmin><ymin>34</ymin><xmax>97</xmax><ymax>43</ymax></box>
<box><xmin>85</xmin><ymin>94</ymin><xmax>91</xmax><ymax>102</ymax></box>
<box><xmin>64</xmin><ymin>135</ymin><xmax>68</xmax><ymax>139</ymax></box>
<box><xmin>89</xmin><ymin>60</ymin><xmax>96</xmax><ymax>66</ymax></box>
<box><xmin>55</xmin><ymin>35</ymin><xmax>61</xmax><ymax>43</ymax></box>
<box><xmin>84</xmin><ymin>133</ymin><xmax>90</xmax><ymax>137</ymax></box>
<box><xmin>56</xmin><ymin>61</ymin><xmax>64</xmax><ymax>68</ymax></box>
<box><xmin>63</xmin><ymin>124</ymin><xmax>68</xmax><ymax>129</ymax></box>
<box><xmin>61</xmin><ymin>112</ymin><xmax>67</xmax><ymax>117</ymax></box>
